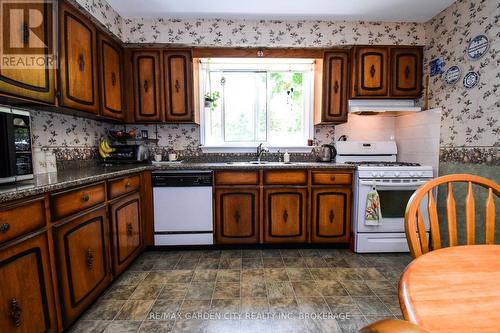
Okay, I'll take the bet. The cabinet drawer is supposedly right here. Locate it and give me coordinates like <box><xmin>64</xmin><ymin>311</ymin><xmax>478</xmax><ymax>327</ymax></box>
<box><xmin>215</xmin><ymin>171</ymin><xmax>259</xmax><ymax>185</ymax></box>
<box><xmin>264</xmin><ymin>170</ymin><xmax>307</xmax><ymax>185</ymax></box>
<box><xmin>312</xmin><ymin>172</ymin><xmax>352</xmax><ymax>185</ymax></box>
<box><xmin>50</xmin><ymin>183</ymin><xmax>106</xmax><ymax>221</ymax></box>
<box><xmin>108</xmin><ymin>174</ymin><xmax>141</xmax><ymax>199</ymax></box>
<box><xmin>0</xmin><ymin>197</ymin><xmax>46</xmax><ymax>245</ymax></box>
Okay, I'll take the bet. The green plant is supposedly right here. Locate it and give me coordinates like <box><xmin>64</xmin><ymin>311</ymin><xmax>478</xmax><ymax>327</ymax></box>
<box><xmin>204</xmin><ymin>91</ymin><xmax>220</xmax><ymax>109</ymax></box>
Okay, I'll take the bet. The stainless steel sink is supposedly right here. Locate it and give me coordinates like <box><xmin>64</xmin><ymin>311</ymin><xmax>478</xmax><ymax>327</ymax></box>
<box><xmin>247</xmin><ymin>161</ymin><xmax>270</xmax><ymax>164</ymax></box>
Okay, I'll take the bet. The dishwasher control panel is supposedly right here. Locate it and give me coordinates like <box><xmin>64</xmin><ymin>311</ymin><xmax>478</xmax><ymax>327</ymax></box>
<box><xmin>152</xmin><ymin>171</ymin><xmax>213</xmax><ymax>187</ymax></box>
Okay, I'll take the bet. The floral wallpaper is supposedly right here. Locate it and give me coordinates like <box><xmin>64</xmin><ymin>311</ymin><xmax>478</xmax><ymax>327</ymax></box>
<box><xmin>72</xmin><ymin>0</ymin><xmax>123</xmax><ymax>39</ymax></box>
<box><xmin>423</xmin><ymin>0</ymin><xmax>499</xmax><ymax>164</ymax></box>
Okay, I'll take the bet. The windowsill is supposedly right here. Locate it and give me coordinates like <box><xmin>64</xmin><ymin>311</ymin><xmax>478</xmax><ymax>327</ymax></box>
<box><xmin>199</xmin><ymin>145</ymin><xmax>316</xmax><ymax>154</ymax></box>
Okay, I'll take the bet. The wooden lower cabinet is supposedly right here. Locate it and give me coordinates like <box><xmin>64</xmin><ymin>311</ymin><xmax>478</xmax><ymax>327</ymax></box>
<box><xmin>264</xmin><ymin>188</ymin><xmax>307</xmax><ymax>243</ymax></box>
<box><xmin>215</xmin><ymin>188</ymin><xmax>259</xmax><ymax>244</ymax></box>
<box><xmin>53</xmin><ymin>206</ymin><xmax>111</xmax><ymax>328</ymax></box>
<box><xmin>110</xmin><ymin>192</ymin><xmax>142</xmax><ymax>275</ymax></box>
<box><xmin>311</xmin><ymin>188</ymin><xmax>351</xmax><ymax>243</ymax></box>
<box><xmin>0</xmin><ymin>232</ymin><xmax>58</xmax><ymax>333</ymax></box>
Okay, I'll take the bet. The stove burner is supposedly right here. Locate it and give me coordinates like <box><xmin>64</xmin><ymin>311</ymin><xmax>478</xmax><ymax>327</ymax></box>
<box><xmin>344</xmin><ymin>161</ymin><xmax>421</xmax><ymax>167</ymax></box>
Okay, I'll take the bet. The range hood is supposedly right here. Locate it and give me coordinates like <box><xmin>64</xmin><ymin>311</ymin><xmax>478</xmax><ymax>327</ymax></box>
<box><xmin>348</xmin><ymin>100</ymin><xmax>421</xmax><ymax>115</ymax></box>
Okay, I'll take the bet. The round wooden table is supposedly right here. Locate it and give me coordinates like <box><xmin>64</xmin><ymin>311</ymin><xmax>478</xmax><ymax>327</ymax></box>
<box><xmin>399</xmin><ymin>245</ymin><xmax>500</xmax><ymax>333</ymax></box>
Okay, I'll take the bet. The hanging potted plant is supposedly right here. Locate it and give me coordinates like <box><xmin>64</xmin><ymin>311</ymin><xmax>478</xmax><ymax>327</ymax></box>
<box><xmin>204</xmin><ymin>91</ymin><xmax>220</xmax><ymax>110</ymax></box>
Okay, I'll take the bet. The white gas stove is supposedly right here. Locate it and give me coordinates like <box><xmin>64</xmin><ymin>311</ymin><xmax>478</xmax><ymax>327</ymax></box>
<box><xmin>336</xmin><ymin>141</ymin><xmax>433</xmax><ymax>253</ymax></box>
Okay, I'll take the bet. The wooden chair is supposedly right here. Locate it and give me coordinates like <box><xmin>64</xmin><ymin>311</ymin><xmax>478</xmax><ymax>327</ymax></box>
<box><xmin>404</xmin><ymin>174</ymin><xmax>500</xmax><ymax>258</ymax></box>
<box><xmin>358</xmin><ymin>319</ymin><xmax>431</xmax><ymax>333</ymax></box>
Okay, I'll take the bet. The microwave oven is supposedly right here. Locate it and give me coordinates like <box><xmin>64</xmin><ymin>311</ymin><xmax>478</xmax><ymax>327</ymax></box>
<box><xmin>0</xmin><ymin>107</ymin><xmax>34</xmax><ymax>184</ymax></box>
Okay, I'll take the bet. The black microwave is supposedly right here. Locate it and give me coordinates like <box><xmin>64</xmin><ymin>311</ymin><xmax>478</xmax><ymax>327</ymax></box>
<box><xmin>0</xmin><ymin>107</ymin><xmax>33</xmax><ymax>184</ymax></box>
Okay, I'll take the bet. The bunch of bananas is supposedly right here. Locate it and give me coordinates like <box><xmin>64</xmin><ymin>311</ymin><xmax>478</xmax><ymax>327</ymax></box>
<box><xmin>99</xmin><ymin>140</ymin><xmax>115</xmax><ymax>158</ymax></box>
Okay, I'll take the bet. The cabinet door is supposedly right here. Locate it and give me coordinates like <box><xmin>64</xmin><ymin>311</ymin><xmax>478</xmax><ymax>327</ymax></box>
<box><xmin>163</xmin><ymin>51</ymin><xmax>193</xmax><ymax>122</ymax></box>
<box><xmin>264</xmin><ymin>188</ymin><xmax>307</xmax><ymax>243</ymax></box>
<box><xmin>0</xmin><ymin>232</ymin><xmax>57</xmax><ymax>333</ymax></box>
<box><xmin>110</xmin><ymin>193</ymin><xmax>142</xmax><ymax>275</ymax></box>
<box><xmin>58</xmin><ymin>1</ymin><xmax>99</xmax><ymax>113</ymax></box>
<box><xmin>322</xmin><ymin>51</ymin><xmax>349</xmax><ymax>123</ymax></box>
<box><xmin>132</xmin><ymin>51</ymin><xmax>163</xmax><ymax>122</ymax></box>
<box><xmin>353</xmin><ymin>47</ymin><xmax>388</xmax><ymax>97</ymax></box>
<box><xmin>0</xmin><ymin>2</ymin><xmax>55</xmax><ymax>104</ymax></box>
<box><xmin>215</xmin><ymin>188</ymin><xmax>259</xmax><ymax>244</ymax></box>
<box><xmin>391</xmin><ymin>48</ymin><xmax>422</xmax><ymax>97</ymax></box>
<box><xmin>311</xmin><ymin>188</ymin><xmax>351</xmax><ymax>243</ymax></box>
<box><xmin>53</xmin><ymin>206</ymin><xmax>111</xmax><ymax>328</ymax></box>
<box><xmin>98</xmin><ymin>33</ymin><xmax>124</xmax><ymax>120</ymax></box>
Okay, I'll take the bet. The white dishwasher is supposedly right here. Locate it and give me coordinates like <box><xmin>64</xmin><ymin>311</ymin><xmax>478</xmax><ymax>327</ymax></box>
<box><xmin>152</xmin><ymin>171</ymin><xmax>213</xmax><ymax>245</ymax></box>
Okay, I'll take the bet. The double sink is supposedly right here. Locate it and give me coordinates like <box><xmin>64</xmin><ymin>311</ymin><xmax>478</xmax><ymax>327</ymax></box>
<box><xmin>224</xmin><ymin>161</ymin><xmax>294</xmax><ymax>165</ymax></box>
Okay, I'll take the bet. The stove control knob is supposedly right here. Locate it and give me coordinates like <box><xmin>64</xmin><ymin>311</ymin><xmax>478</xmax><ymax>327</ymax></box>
<box><xmin>409</xmin><ymin>172</ymin><xmax>415</xmax><ymax>177</ymax></box>
<box><xmin>380</xmin><ymin>171</ymin><xmax>385</xmax><ymax>177</ymax></box>
<box><xmin>417</xmin><ymin>171</ymin><xmax>424</xmax><ymax>177</ymax></box>
<box><xmin>371</xmin><ymin>172</ymin><xmax>377</xmax><ymax>177</ymax></box>
<box><xmin>394</xmin><ymin>172</ymin><xmax>401</xmax><ymax>177</ymax></box>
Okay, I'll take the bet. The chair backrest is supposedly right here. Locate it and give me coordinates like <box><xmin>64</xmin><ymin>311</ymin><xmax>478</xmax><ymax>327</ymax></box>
<box><xmin>405</xmin><ymin>174</ymin><xmax>500</xmax><ymax>258</ymax></box>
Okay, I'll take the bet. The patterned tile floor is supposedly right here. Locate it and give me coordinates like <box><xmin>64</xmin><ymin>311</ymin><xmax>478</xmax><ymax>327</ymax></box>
<box><xmin>69</xmin><ymin>249</ymin><xmax>411</xmax><ymax>333</ymax></box>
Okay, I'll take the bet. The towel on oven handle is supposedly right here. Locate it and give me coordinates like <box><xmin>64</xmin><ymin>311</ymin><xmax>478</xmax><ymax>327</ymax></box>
<box><xmin>365</xmin><ymin>185</ymin><xmax>382</xmax><ymax>225</ymax></box>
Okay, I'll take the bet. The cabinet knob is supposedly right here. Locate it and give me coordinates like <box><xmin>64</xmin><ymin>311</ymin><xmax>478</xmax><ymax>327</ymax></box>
<box><xmin>78</xmin><ymin>54</ymin><xmax>85</xmax><ymax>71</ymax></box>
<box><xmin>81</xmin><ymin>194</ymin><xmax>90</xmax><ymax>202</ymax></box>
<box><xmin>174</xmin><ymin>80</ymin><xmax>181</xmax><ymax>93</ymax></box>
<box><xmin>0</xmin><ymin>222</ymin><xmax>10</xmax><ymax>233</ymax></box>
<box><xmin>111</xmin><ymin>72</ymin><xmax>117</xmax><ymax>86</ymax></box>
<box><xmin>329</xmin><ymin>210</ymin><xmax>335</xmax><ymax>223</ymax></box>
<box><xmin>125</xmin><ymin>180</ymin><xmax>131</xmax><ymax>188</ymax></box>
<box><xmin>333</xmin><ymin>80</ymin><xmax>339</xmax><ymax>94</ymax></box>
<box><xmin>143</xmin><ymin>80</ymin><xmax>149</xmax><ymax>92</ymax></box>
<box><xmin>86</xmin><ymin>248</ymin><xmax>94</xmax><ymax>269</ymax></box>
<box><xmin>369</xmin><ymin>64</ymin><xmax>376</xmax><ymax>78</ymax></box>
<box><xmin>330</xmin><ymin>176</ymin><xmax>336</xmax><ymax>181</ymax></box>
<box><xmin>9</xmin><ymin>298</ymin><xmax>22</xmax><ymax>327</ymax></box>
<box><xmin>404</xmin><ymin>65</ymin><xmax>411</xmax><ymax>79</ymax></box>
<box><xmin>234</xmin><ymin>210</ymin><xmax>241</xmax><ymax>223</ymax></box>
<box><xmin>283</xmin><ymin>209</ymin><xmax>289</xmax><ymax>223</ymax></box>
<box><xmin>126</xmin><ymin>223</ymin><xmax>133</xmax><ymax>236</ymax></box>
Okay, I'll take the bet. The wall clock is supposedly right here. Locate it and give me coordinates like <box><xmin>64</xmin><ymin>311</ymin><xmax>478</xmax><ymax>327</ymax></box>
<box><xmin>463</xmin><ymin>71</ymin><xmax>479</xmax><ymax>89</ymax></box>
<box><xmin>443</xmin><ymin>66</ymin><xmax>461</xmax><ymax>85</ymax></box>
<box><xmin>467</xmin><ymin>35</ymin><xmax>489</xmax><ymax>60</ymax></box>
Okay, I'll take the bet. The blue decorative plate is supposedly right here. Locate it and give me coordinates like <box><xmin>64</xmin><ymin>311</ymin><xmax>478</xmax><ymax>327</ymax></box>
<box><xmin>443</xmin><ymin>66</ymin><xmax>461</xmax><ymax>85</ymax></box>
<box><xmin>463</xmin><ymin>71</ymin><xmax>479</xmax><ymax>89</ymax></box>
<box><xmin>467</xmin><ymin>35</ymin><xmax>489</xmax><ymax>60</ymax></box>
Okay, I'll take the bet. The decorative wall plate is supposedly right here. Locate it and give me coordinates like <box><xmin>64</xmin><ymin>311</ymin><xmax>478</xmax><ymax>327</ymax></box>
<box><xmin>443</xmin><ymin>65</ymin><xmax>461</xmax><ymax>85</ymax></box>
<box><xmin>467</xmin><ymin>34</ymin><xmax>489</xmax><ymax>60</ymax></box>
<box><xmin>463</xmin><ymin>71</ymin><xmax>479</xmax><ymax>89</ymax></box>
<box><xmin>429</xmin><ymin>57</ymin><xmax>445</xmax><ymax>77</ymax></box>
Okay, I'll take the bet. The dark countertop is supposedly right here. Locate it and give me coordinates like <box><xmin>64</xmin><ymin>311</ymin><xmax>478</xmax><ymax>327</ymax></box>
<box><xmin>0</xmin><ymin>161</ymin><xmax>354</xmax><ymax>203</ymax></box>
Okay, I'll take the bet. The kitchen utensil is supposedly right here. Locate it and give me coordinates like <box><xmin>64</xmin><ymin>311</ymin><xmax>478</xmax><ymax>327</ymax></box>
<box><xmin>319</xmin><ymin>144</ymin><xmax>336</xmax><ymax>162</ymax></box>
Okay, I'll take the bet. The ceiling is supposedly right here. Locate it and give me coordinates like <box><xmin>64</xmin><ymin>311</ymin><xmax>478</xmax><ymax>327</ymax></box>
<box><xmin>107</xmin><ymin>0</ymin><xmax>455</xmax><ymax>22</ymax></box>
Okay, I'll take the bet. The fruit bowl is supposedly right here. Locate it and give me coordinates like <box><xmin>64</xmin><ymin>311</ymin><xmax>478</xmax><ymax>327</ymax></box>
<box><xmin>107</xmin><ymin>129</ymin><xmax>136</xmax><ymax>141</ymax></box>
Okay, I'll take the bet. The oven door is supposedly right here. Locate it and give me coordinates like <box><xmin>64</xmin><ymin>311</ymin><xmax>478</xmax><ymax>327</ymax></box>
<box><xmin>357</xmin><ymin>179</ymin><xmax>430</xmax><ymax>233</ymax></box>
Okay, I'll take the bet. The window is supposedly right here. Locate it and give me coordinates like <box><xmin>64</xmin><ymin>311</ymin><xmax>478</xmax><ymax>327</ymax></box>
<box><xmin>200</xmin><ymin>58</ymin><xmax>314</xmax><ymax>150</ymax></box>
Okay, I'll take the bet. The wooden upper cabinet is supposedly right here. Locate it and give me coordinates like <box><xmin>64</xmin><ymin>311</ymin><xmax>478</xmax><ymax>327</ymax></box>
<box><xmin>264</xmin><ymin>188</ymin><xmax>307</xmax><ymax>243</ymax></box>
<box><xmin>311</xmin><ymin>188</ymin><xmax>351</xmax><ymax>243</ymax></box>
<box><xmin>0</xmin><ymin>232</ymin><xmax>58</xmax><ymax>333</ymax></box>
<box><xmin>215</xmin><ymin>188</ymin><xmax>259</xmax><ymax>244</ymax></box>
<box><xmin>132</xmin><ymin>50</ymin><xmax>163</xmax><ymax>122</ymax></box>
<box><xmin>391</xmin><ymin>47</ymin><xmax>423</xmax><ymax>97</ymax></box>
<box><xmin>98</xmin><ymin>33</ymin><xmax>124</xmax><ymax>120</ymax></box>
<box><xmin>110</xmin><ymin>193</ymin><xmax>142</xmax><ymax>275</ymax></box>
<box><xmin>163</xmin><ymin>50</ymin><xmax>194</xmax><ymax>122</ymax></box>
<box><xmin>352</xmin><ymin>47</ymin><xmax>388</xmax><ymax>97</ymax></box>
<box><xmin>59</xmin><ymin>1</ymin><xmax>99</xmax><ymax>113</ymax></box>
<box><xmin>321</xmin><ymin>51</ymin><xmax>349</xmax><ymax>123</ymax></box>
<box><xmin>53</xmin><ymin>206</ymin><xmax>111</xmax><ymax>327</ymax></box>
<box><xmin>0</xmin><ymin>2</ymin><xmax>55</xmax><ymax>104</ymax></box>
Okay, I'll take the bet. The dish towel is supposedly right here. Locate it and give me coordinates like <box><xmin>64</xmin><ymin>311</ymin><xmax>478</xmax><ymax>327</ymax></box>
<box><xmin>365</xmin><ymin>186</ymin><xmax>382</xmax><ymax>226</ymax></box>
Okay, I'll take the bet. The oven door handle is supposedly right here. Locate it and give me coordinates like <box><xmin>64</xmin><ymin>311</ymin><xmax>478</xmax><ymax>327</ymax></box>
<box><xmin>359</xmin><ymin>180</ymin><xmax>429</xmax><ymax>188</ymax></box>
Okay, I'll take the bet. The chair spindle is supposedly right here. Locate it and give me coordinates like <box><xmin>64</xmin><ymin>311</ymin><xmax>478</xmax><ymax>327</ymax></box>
<box><xmin>485</xmin><ymin>188</ymin><xmax>495</xmax><ymax>244</ymax></box>
<box><xmin>465</xmin><ymin>182</ymin><xmax>476</xmax><ymax>245</ymax></box>
<box><xmin>446</xmin><ymin>183</ymin><xmax>458</xmax><ymax>246</ymax></box>
<box><xmin>427</xmin><ymin>191</ymin><xmax>441</xmax><ymax>250</ymax></box>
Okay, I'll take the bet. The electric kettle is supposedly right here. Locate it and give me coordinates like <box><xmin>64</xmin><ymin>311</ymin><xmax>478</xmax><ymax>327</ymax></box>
<box><xmin>319</xmin><ymin>144</ymin><xmax>336</xmax><ymax>162</ymax></box>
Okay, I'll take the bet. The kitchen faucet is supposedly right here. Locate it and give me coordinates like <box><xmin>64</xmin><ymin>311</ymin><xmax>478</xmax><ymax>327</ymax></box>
<box><xmin>256</xmin><ymin>143</ymin><xmax>269</xmax><ymax>163</ymax></box>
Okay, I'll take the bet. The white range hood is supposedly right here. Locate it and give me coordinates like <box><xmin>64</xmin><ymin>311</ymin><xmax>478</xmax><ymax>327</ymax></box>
<box><xmin>348</xmin><ymin>99</ymin><xmax>421</xmax><ymax>115</ymax></box>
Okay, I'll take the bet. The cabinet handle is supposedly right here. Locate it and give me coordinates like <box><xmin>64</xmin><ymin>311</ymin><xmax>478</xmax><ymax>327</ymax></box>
<box><xmin>86</xmin><ymin>248</ymin><xmax>94</xmax><ymax>269</ymax></box>
<box><xmin>234</xmin><ymin>210</ymin><xmax>241</xmax><ymax>223</ymax></box>
<box><xmin>23</xmin><ymin>24</ymin><xmax>29</xmax><ymax>44</ymax></box>
<box><xmin>126</xmin><ymin>223</ymin><xmax>133</xmax><ymax>236</ymax></box>
<box><xmin>81</xmin><ymin>194</ymin><xmax>90</xmax><ymax>202</ymax></box>
<box><xmin>143</xmin><ymin>80</ymin><xmax>149</xmax><ymax>92</ymax></box>
<box><xmin>329</xmin><ymin>210</ymin><xmax>335</xmax><ymax>223</ymax></box>
<box><xmin>174</xmin><ymin>80</ymin><xmax>180</xmax><ymax>93</ymax></box>
<box><xmin>404</xmin><ymin>65</ymin><xmax>411</xmax><ymax>79</ymax></box>
<box><xmin>369</xmin><ymin>64</ymin><xmax>376</xmax><ymax>78</ymax></box>
<box><xmin>330</xmin><ymin>175</ymin><xmax>336</xmax><ymax>181</ymax></box>
<box><xmin>0</xmin><ymin>222</ymin><xmax>10</xmax><ymax>233</ymax></box>
<box><xmin>125</xmin><ymin>180</ymin><xmax>131</xmax><ymax>188</ymax></box>
<box><xmin>111</xmin><ymin>72</ymin><xmax>117</xmax><ymax>86</ymax></box>
<box><xmin>9</xmin><ymin>298</ymin><xmax>22</xmax><ymax>327</ymax></box>
<box><xmin>78</xmin><ymin>54</ymin><xmax>85</xmax><ymax>71</ymax></box>
<box><xmin>283</xmin><ymin>209</ymin><xmax>288</xmax><ymax>223</ymax></box>
<box><xmin>333</xmin><ymin>80</ymin><xmax>339</xmax><ymax>94</ymax></box>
